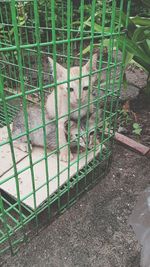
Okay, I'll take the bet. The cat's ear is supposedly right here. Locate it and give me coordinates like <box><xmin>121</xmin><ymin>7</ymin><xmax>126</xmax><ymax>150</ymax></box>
<box><xmin>84</xmin><ymin>53</ymin><xmax>98</xmax><ymax>72</ymax></box>
<box><xmin>48</xmin><ymin>57</ymin><xmax>67</xmax><ymax>82</ymax></box>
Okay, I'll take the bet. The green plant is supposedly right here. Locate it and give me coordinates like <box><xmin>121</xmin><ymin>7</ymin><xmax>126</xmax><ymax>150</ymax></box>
<box><xmin>73</xmin><ymin>0</ymin><xmax>150</xmax><ymax>96</ymax></box>
<box><xmin>132</xmin><ymin>122</ymin><xmax>142</xmax><ymax>136</ymax></box>
<box><xmin>117</xmin><ymin>106</ymin><xmax>132</xmax><ymax>127</ymax></box>
<box><xmin>116</xmin><ymin>1</ymin><xmax>150</xmax><ymax>95</ymax></box>
<box><xmin>117</xmin><ymin>14</ymin><xmax>150</xmax><ymax>72</ymax></box>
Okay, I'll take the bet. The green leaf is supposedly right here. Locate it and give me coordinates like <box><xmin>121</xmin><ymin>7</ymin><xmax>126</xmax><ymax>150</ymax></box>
<box><xmin>133</xmin><ymin>123</ymin><xmax>140</xmax><ymax>129</ymax></box>
<box><xmin>82</xmin><ymin>45</ymin><xmax>91</xmax><ymax>55</ymax></box>
<box><xmin>131</xmin><ymin>16</ymin><xmax>150</xmax><ymax>26</ymax></box>
<box><xmin>71</xmin><ymin>21</ymin><xmax>80</xmax><ymax>25</ymax></box>
<box><xmin>124</xmin><ymin>51</ymin><xmax>134</xmax><ymax>68</ymax></box>
<box><xmin>132</xmin><ymin>26</ymin><xmax>150</xmax><ymax>42</ymax></box>
<box><xmin>118</xmin><ymin>36</ymin><xmax>150</xmax><ymax>65</ymax></box>
<box><xmin>147</xmin><ymin>39</ymin><xmax>150</xmax><ymax>49</ymax></box>
<box><xmin>140</xmin><ymin>40</ymin><xmax>150</xmax><ymax>57</ymax></box>
<box><xmin>132</xmin><ymin>123</ymin><xmax>142</xmax><ymax>135</ymax></box>
<box><xmin>115</xmin><ymin>10</ymin><xmax>136</xmax><ymax>37</ymax></box>
<box><xmin>84</xmin><ymin>21</ymin><xmax>110</xmax><ymax>32</ymax></box>
<box><xmin>9</xmin><ymin>28</ymin><xmax>14</xmax><ymax>36</ymax></box>
<box><xmin>81</xmin><ymin>39</ymin><xmax>115</xmax><ymax>55</ymax></box>
<box><xmin>132</xmin><ymin>27</ymin><xmax>150</xmax><ymax>57</ymax></box>
<box><xmin>18</xmin><ymin>20</ymin><xmax>26</xmax><ymax>26</ymax></box>
<box><xmin>144</xmin><ymin>32</ymin><xmax>150</xmax><ymax>40</ymax></box>
<box><xmin>133</xmin><ymin>128</ymin><xmax>142</xmax><ymax>135</ymax></box>
<box><xmin>133</xmin><ymin>55</ymin><xmax>150</xmax><ymax>73</ymax></box>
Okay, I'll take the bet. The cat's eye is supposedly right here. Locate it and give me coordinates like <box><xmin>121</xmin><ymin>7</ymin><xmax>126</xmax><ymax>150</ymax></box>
<box><xmin>67</xmin><ymin>87</ymin><xmax>74</xmax><ymax>92</ymax></box>
<box><xmin>83</xmin><ymin>86</ymin><xmax>88</xmax><ymax>91</ymax></box>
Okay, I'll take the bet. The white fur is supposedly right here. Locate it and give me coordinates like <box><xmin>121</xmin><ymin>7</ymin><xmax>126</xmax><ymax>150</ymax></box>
<box><xmin>46</xmin><ymin>54</ymin><xmax>98</xmax><ymax>162</ymax></box>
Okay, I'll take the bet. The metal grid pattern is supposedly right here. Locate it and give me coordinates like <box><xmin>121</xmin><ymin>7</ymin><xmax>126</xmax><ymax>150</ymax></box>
<box><xmin>0</xmin><ymin>0</ymin><xmax>130</xmax><ymax>255</ymax></box>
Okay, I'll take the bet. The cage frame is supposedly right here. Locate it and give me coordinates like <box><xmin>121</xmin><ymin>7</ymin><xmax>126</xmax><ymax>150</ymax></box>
<box><xmin>0</xmin><ymin>0</ymin><xmax>131</xmax><ymax>255</ymax></box>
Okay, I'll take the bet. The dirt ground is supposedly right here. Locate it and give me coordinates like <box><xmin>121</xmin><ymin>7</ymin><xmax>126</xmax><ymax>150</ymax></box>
<box><xmin>1</xmin><ymin>68</ymin><xmax>150</xmax><ymax>267</ymax></box>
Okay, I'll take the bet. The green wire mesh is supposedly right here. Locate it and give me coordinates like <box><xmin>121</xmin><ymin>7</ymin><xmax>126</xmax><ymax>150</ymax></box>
<box><xmin>0</xmin><ymin>0</ymin><xmax>131</xmax><ymax>256</ymax></box>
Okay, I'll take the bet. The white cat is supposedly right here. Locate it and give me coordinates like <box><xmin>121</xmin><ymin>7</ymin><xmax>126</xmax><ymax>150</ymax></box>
<box><xmin>46</xmin><ymin>54</ymin><xmax>98</xmax><ymax>162</ymax></box>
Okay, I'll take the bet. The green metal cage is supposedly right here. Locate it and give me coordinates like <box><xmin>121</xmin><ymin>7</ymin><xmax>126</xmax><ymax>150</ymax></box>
<box><xmin>0</xmin><ymin>0</ymin><xmax>130</xmax><ymax>256</ymax></box>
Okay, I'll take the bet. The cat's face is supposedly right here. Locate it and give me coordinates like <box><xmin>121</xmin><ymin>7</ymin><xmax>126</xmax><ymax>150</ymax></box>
<box><xmin>65</xmin><ymin>120</ymin><xmax>87</xmax><ymax>149</ymax></box>
<box><xmin>48</xmin><ymin>54</ymin><xmax>98</xmax><ymax>107</ymax></box>
<box><xmin>65</xmin><ymin>119</ymin><xmax>100</xmax><ymax>151</ymax></box>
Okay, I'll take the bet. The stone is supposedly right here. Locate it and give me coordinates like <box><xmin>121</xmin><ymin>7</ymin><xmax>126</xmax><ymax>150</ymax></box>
<box><xmin>120</xmin><ymin>84</ymin><xmax>140</xmax><ymax>102</ymax></box>
<box><xmin>118</xmin><ymin>126</ymin><xmax>128</xmax><ymax>134</ymax></box>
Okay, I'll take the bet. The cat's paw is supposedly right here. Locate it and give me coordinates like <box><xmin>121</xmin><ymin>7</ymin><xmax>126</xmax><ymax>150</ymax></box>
<box><xmin>60</xmin><ymin>149</ymin><xmax>73</xmax><ymax>162</ymax></box>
